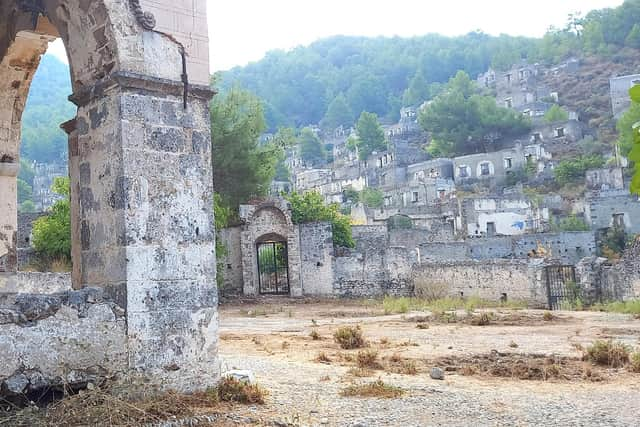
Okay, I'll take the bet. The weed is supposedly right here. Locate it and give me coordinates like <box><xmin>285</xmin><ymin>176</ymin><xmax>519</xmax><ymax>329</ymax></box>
<box><xmin>216</xmin><ymin>377</ymin><xmax>268</xmax><ymax>404</ymax></box>
<box><xmin>319</xmin><ymin>375</ymin><xmax>331</xmax><ymax>382</ymax></box>
<box><xmin>334</xmin><ymin>326</ymin><xmax>366</xmax><ymax>349</ymax></box>
<box><xmin>509</xmin><ymin>341</ymin><xmax>519</xmax><ymax>348</ymax></box>
<box><xmin>388</xmin><ymin>353</ymin><xmax>403</xmax><ymax>364</ymax></box>
<box><xmin>592</xmin><ymin>300</ymin><xmax>640</xmax><ymax>316</ymax></box>
<box><xmin>251</xmin><ymin>336</ymin><xmax>262</xmax><ymax>345</ymax></box>
<box><xmin>543</xmin><ymin>311</ymin><xmax>554</xmax><ymax>321</ymax></box>
<box><xmin>382</xmin><ymin>296</ymin><xmax>410</xmax><ymax>314</ymax></box>
<box><xmin>340</xmin><ymin>380</ymin><xmax>404</xmax><ymax>398</ymax></box>
<box><xmin>281</xmin><ymin>341</ymin><xmax>290</xmax><ymax>350</ymax></box>
<box><xmin>356</xmin><ymin>350</ymin><xmax>382</xmax><ymax>370</ymax></box>
<box><xmin>309</xmin><ymin>330</ymin><xmax>321</xmax><ymax>340</ymax></box>
<box><xmin>416</xmin><ymin>323</ymin><xmax>429</xmax><ymax>329</ymax></box>
<box><xmin>315</xmin><ymin>352</ymin><xmax>332</xmax><ymax>364</ymax></box>
<box><xmin>585</xmin><ymin>340</ymin><xmax>630</xmax><ymax>368</ymax></box>
<box><xmin>390</xmin><ymin>359</ymin><xmax>418</xmax><ymax>375</ymax></box>
<box><xmin>379</xmin><ymin>337</ymin><xmax>389</xmax><ymax>345</ymax></box>
<box><xmin>347</xmin><ymin>367</ymin><xmax>374</xmax><ymax>377</ymax></box>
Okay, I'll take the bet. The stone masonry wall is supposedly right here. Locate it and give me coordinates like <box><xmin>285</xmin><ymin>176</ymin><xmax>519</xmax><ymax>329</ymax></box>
<box><xmin>413</xmin><ymin>260</ymin><xmax>547</xmax><ymax>306</ymax></box>
<box><xmin>299</xmin><ymin>222</ymin><xmax>334</xmax><ymax>296</ymax></box>
<box><xmin>0</xmin><ymin>287</ymin><xmax>127</xmax><ymax>397</ymax></box>
<box><xmin>217</xmin><ymin>226</ymin><xmax>243</xmax><ymax>297</ymax></box>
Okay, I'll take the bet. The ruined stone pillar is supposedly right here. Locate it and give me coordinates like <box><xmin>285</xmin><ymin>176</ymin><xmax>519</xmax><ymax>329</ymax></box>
<box><xmin>70</xmin><ymin>73</ymin><xmax>218</xmax><ymax>390</ymax></box>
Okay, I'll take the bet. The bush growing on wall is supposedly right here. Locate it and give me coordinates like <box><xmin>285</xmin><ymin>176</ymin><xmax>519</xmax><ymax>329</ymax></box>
<box><xmin>287</xmin><ymin>191</ymin><xmax>355</xmax><ymax>248</ymax></box>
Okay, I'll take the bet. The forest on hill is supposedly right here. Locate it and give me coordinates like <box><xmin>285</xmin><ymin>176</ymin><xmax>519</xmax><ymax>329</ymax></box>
<box><xmin>20</xmin><ymin>54</ymin><xmax>75</xmax><ymax>164</ymax></box>
<box><xmin>218</xmin><ymin>0</ymin><xmax>640</xmax><ymax>131</ymax></box>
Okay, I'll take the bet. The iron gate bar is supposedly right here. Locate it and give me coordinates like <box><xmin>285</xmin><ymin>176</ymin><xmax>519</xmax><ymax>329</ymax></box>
<box><xmin>257</xmin><ymin>241</ymin><xmax>290</xmax><ymax>295</ymax></box>
<box><xmin>545</xmin><ymin>265</ymin><xmax>576</xmax><ymax>310</ymax></box>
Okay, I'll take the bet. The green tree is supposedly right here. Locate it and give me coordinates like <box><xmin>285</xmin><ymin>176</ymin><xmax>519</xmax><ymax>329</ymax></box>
<box><xmin>19</xmin><ymin>200</ymin><xmax>36</xmax><ymax>213</ymax></box>
<box><xmin>32</xmin><ymin>177</ymin><xmax>71</xmax><ymax>262</ymax></box>
<box><xmin>298</xmin><ymin>127</ymin><xmax>326</xmax><ymax>166</ymax></box>
<box><xmin>18</xmin><ymin>159</ymin><xmax>35</xmax><ymax>187</ymax></box>
<box><xmin>625</xmin><ymin>23</ymin><xmax>640</xmax><ymax>49</ymax></box>
<box><xmin>554</xmin><ymin>155</ymin><xmax>606</xmax><ymax>185</ymax></box>
<box><xmin>419</xmin><ymin>71</ymin><xmax>530</xmax><ymax>156</ymax></box>
<box><xmin>544</xmin><ymin>104</ymin><xmax>569</xmax><ymax>123</ymax></box>
<box><xmin>352</xmin><ymin>112</ymin><xmax>387</xmax><ymax>160</ymax></box>
<box><xmin>360</xmin><ymin>188</ymin><xmax>384</xmax><ymax>208</ymax></box>
<box><xmin>211</xmin><ymin>87</ymin><xmax>283</xmax><ymax>212</ymax></box>
<box><xmin>321</xmin><ymin>94</ymin><xmax>354</xmax><ymax>131</ymax></box>
<box><xmin>286</xmin><ymin>191</ymin><xmax>355</xmax><ymax>248</ymax></box>
<box><xmin>616</xmin><ymin>91</ymin><xmax>640</xmax><ymax>157</ymax></box>
<box><xmin>628</xmin><ymin>84</ymin><xmax>640</xmax><ymax>195</ymax></box>
<box><xmin>402</xmin><ymin>70</ymin><xmax>430</xmax><ymax>107</ymax></box>
<box><xmin>17</xmin><ymin>179</ymin><xmax>32</xmax><ymax>204</ymax></box>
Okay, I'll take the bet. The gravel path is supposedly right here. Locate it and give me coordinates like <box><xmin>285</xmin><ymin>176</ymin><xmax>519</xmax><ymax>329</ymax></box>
<box><xmin>219</xmin><ymin>353</ymin><xmax>640</xmax><ymax>427</ymax></box>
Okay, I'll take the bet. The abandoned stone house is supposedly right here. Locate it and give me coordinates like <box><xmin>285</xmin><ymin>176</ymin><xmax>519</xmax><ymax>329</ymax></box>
<box><xmin>610</xmin><ymin>73</ymin><xmax>640</xmax><ymax>118</ymax></box>
<box><xmin>0</xmin><ymin>0</ymin><xmax>217</xmax><ymax>396</ymax></box>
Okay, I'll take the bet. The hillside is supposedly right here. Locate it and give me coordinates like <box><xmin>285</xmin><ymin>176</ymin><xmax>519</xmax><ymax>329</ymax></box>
<box><xmin>219</xmin><ymin>0</ymin><xmax>640</xmax><ymax>132</ymax></box>
<box><xmin>21</xmin><ymin>54</ymin><xmax>75</xmax><ymax>164</ymax></box>
<box><xmin>540</xmin><ymin>48</ymin><xmax>640</xmax><ymax>142</ymax></box>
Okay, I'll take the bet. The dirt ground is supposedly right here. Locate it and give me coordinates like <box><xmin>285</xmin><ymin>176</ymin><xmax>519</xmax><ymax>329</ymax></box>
<box><xmin>216</xmin><ymin>299</ymin><xmax>640</xmax><ymax>427</ymax></box>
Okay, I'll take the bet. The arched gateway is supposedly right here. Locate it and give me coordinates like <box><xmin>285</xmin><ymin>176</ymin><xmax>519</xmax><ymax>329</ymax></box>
<box><xmin>0</xmin><ymin>1</ymin><xmax>217</xmax><ymax>391</ymax></box>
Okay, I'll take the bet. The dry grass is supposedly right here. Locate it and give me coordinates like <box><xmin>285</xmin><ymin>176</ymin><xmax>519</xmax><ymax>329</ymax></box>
<box><xmin>340</xmin><ymin>380</ymin><xmax>404</xmax><ymax>399</ymax></box>
<box><xmin>334</xmin><ymin>326</ymin><xmax>366</xmax><ymax>349</ymax></box>
<box><xmin>416</xmin><ymin>323</ymin><xmax>429</xmax><ymax>329</ymax></box>
<box><xmin>543</xmin><ymin>311</ymin><xmax>554</xmax><ymax>321</ymax></box>
<box><xmin>216</xmin><ymin>377</ymin><xmax>268</xmax><ymax>404</ymax></box>
<box><xmin>585</xmin><ymin>340</ymin><xmax>630</xmax><ymax>368</ymax></box>
<box><xmin>470</xmin><ymin>312</ymin><xmax>494</xmax><ymax>326</ymax></box>
<box><xmin>309</xmin><ymin>330</ymin><xmax>321</xmax><ymax>340</ymax></box>
<box><xmin>0</xmin><ymin>377</ymin><xmax>267</xmax><ymax>426</ymax></box>
<box><xmin>438</xmin><ymin>353</ymin><xmax>606</xmax><ymax>382</ymax></box>
<box><xmin>346</xmin><ymin>367</ymin><xmax>375</xmax><ymax>377</ymax></box>
<box><xmin>356</xmin><ymin>350</ymin><xmax>382</xmax><ymax>370</ymax></box>
<box><xmin>315</xmin><ymin>352</ymin><xmax>332</xmax><ymax>364</ymax></box>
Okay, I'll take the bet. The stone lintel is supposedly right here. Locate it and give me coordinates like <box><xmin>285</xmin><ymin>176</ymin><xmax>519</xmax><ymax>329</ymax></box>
<box><xmin>69</xmin><ymin>72</ymin><xmax>216</xmax><ymax>107</ymax></box>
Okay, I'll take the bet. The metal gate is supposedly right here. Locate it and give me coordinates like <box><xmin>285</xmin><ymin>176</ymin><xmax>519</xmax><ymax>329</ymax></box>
<box><xmin>545</xmin><ymin>265</ymin><xmax>577</xmax><ymax>310</ymax></box>
<box><xmin>257</xmin><ymin>241</ymin><xmax>290</xmax><ymax>295</ymax></box>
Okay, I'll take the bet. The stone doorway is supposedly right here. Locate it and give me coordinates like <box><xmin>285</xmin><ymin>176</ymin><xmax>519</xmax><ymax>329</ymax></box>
<box><xmin>257</xmin><ymin>238</ymin><xmax>290</xmax><ymax>295</ymax></box>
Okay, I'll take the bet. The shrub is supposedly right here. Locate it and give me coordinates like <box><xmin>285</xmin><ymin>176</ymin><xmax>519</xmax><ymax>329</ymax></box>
<box><xmin>470</xmin><ymin>312</ymin><xmax>494</xmax><ymax>326</ymax></box>
<box><xmin>286</xmin><ymin>191</ymin><xmax>355</xmax><ymax>248</ymax></box>
<box><xmin>334</xmin><ymin>326</ymin><xmax>366</xmax><ymax>349</ymax></box>
<box><xmin>360</xmin><ymin>188</ymin><xmax>384</xmax><ymax>208</ymax></box>
<box><xmin>215</xmin><ymin>377</ymin><xmax>268</xmax><ymax>404</ymax></box>
<box><xmin>543</xmin><ymin>311</ymin><xmax>554</xmax><ymax>321</ymax></box>
<box><xmin>32</xmin><ymin>177</ymin><xmax>71</xmax><ymax>262</ymax></box>
<box><xmin>340</xmin><ymin>380</ymin><xmax>404</xmax><ymax>398</ymax></box>
<box><xmin>356</xmin><ymin>350</ymin><xmax>382</xmax><ymax>369</ymax></box>
<box><xmin>585</xmin><ymin>340</ymin><xmax>630</xmax><ymax>368</ymax></box>
<box><xmin>309</xmin><ymin>330</ymin><xmax>321</xmax><ymax>340</ymax></box>
<box><xmin>315</xmin><ymin>352</ymin><xmax>332</xmax><ymax>363</ymax></box>
<box><xmin>554</xmin><ymin>155</ymin><xmax>605</xmax><ymax>186</ymax></box>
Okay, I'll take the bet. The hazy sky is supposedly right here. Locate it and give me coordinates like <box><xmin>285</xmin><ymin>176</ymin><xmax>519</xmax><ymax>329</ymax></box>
<box><xmin>48</xmin><ymin>0</ymin><xmax>623</xmax><ymax>71</ymax></box>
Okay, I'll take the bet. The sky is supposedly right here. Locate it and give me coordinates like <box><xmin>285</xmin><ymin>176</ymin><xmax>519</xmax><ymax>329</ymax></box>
<box><xmin>47</xmin><ymin>0</ymin><xmax>624</xmax><ymax>72</ymax></box>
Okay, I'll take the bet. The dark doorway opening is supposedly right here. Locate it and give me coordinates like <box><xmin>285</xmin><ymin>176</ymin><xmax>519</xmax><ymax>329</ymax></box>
<box><xmin>257</xmin><ymin>240</ymin><xmax>290</xmax><ymax>295</ymax></box>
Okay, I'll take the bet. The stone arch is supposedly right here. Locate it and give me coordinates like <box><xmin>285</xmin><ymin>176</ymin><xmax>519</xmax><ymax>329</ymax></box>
<box><xmin>0</xmin><ymin>1</ymin><xmax>217</xmax><ymax>390</ymax></box>
<box><xmin>239</xmin><ymin>199</ymin><xmax>302</xmax><ymax>297</ymax></box>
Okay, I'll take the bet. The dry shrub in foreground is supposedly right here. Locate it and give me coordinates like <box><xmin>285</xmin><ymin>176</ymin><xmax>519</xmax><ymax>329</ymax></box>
<box><xmin>334</xmin><ymin>326</ymin><xmax>366</xmax><ymax>349</ymax></box>
<box><xmin>216</xmin><ymin>377</ymin><xmax>268</xmax><ymax>404</ymax></box>
<box><xmin>585</xmin><ymin>340</ymin><xmax>630</xmax><ymax>368</ymax></box>
<box><xmin>356</xmin><ymin>349</ymin><xmax>383</xmax><ymax>369</ymax></box>
<box><xmin>315</xmin><ymin>352</ymin><xmax>332</xmax><ymax>364</ymax></box>
<box><xmin>340</xmin><ymin>379</ymin><xmax>404</xmax><ymax>398</ymax></box>
<box><xmin>1</xmin><ymin>388</ymin><xmax>220</xmax><ymax>427</ymax></box>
